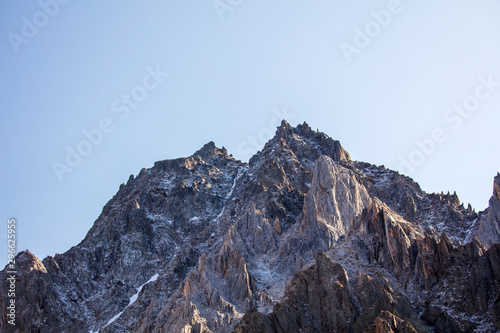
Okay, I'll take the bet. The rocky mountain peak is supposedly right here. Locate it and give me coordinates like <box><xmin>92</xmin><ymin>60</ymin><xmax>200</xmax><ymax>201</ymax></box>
<box><xmin>494</xmin><ymin>173</ymin><xmax>500</xmax><ymax>201</ymax></box>
<box><xmin>2</xmin><ymin>121</ymin><xmax>500</xmax><ymax>332</ymax></box>
<box><xmin>250</xmin><ymin>121</ymin><xmax>350</xmax><ymax>171</ymax></box>
<box><xmin>274</xmin><ymin>120</ymin><xmax>319</xmax><ymax>143</ymax></box>
<box><xmin>15</xmin><ymin>250</ymin><xmax>47</xmax><ymax>274</ymax></box>
<box><xmin>193</xmin><ymin>141</ymin><xmax>229</xmax><ymax>163</ymax></box>
<box><xmin>276</xmin><ymin>119</ymin><xmax>293</xmax><ymax>134</ymax></box>
<box><xmin>295</xmin><ymin>121</ymin><xmax>313</xmax><ymax>135</ymax></box>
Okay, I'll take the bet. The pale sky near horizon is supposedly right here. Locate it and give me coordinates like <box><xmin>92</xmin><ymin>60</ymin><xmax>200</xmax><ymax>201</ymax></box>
<box><xmin>1</xmin><ymin>1</ymin><xmax>500</xmax><ymax>268</ymax></box>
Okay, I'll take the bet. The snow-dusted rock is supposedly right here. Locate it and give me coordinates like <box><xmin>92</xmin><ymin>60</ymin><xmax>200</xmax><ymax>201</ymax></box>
<box><xmin>1</xmin><ymin>120</ymin><xmax>500</xmax><ymax>332</ymax></box>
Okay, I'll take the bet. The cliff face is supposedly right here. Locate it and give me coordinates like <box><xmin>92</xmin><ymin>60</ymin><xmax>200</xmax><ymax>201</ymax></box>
<box><xmin>2</xmin><ymin>120</ymin><xmax>500</xmax><ymax>332</ymax></box>
<box><xmin>472</xmin><ymin>174</ymin><xmax>500</xmax><ymax>248</ymax></box>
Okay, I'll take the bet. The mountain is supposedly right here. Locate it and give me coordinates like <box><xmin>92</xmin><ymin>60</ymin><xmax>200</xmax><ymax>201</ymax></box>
<box><xmin>2</xmin><ymin>120</ymin><xmax>500</xmax><ymax>332</ymax></box>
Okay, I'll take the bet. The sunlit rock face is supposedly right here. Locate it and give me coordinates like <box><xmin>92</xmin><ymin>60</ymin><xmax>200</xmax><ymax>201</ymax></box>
<box><xmin>470</xmin><ymin>174</ymin><xmax>500</xmax><ymax>249</ymax></box>
<box><xmin>2</xmin><ymin>120</ymin><xmax>500</xmax><ymax>333</ymax></box>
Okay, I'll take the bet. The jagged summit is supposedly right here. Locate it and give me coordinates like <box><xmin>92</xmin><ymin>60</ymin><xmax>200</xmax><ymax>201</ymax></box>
<box><xmin>14</xmin><ymin>250</ymin><xmax>46</xmax><ymax>273</ymax></box>
<box><xmin>2</xmin><ymin>120</ymin><xmax>500</xmax><ymax>332</ymax></box>
<box><xmin>274</xmin><ymin>120</ymin><xmax>325</xmax><ymax>142</ymax></box>
<box><xmin>250</xmin><ymin>120</ymin><xmax>350</xmax><ymax>169</ymax></box>
<box><xmin>273</xmin><ymin>119</ymin><xmax>302</xmax><ymax>141</ymax></box>
<box><xmin>193</xmin><ymin>141</ymin><xmax>230</xmax><ymax>162</ymax></box>
<box><xmin>194</xmin><ymin>140</ymin><xmax>217</xmax><ymax>156</ymax></box>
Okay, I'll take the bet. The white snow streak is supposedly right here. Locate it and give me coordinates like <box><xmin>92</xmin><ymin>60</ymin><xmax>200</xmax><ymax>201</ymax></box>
<box><xmin>226</xmin><ymin>166</ymin><xmax>246</xmax><ymax>200</ymax></box>
<box><xmin>100</xmin><ymin>273</ymin><xmax>159</xmax><ymax>331</ymax></box>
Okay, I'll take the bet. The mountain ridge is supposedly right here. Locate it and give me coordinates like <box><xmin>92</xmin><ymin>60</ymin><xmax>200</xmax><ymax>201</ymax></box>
<box><xmin>2</xmin><ymin>120</ymin><xmax>500</xmax><ymax>332</ymax></box>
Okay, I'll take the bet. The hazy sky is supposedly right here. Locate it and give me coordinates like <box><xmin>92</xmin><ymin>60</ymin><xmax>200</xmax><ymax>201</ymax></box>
<box><xmin>1</xmin><ymin>1</ymin><xmax>500</xmax><ymax>268</ymax></box>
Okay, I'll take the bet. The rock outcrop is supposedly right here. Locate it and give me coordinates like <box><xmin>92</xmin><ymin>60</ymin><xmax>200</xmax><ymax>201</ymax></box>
<box><xmin>299</xmin><ymin>155</ymin><xmax>371</xmax><ymax>250</ymax></box>
<box><xmin>233</xmin><ymin>252</ymin><xmax>424</xmax><ymax>333</ymax></box>
<box><xmin>473</xmin><ymin>174</ymin><xmax>500</xmax><ymax>248</ymax></box>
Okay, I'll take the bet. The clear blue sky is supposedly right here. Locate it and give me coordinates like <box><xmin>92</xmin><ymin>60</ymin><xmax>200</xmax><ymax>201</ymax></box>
<box><xmin>1</xmin><ymin>1</ymin><xmax>500</xmax><ymax>268</ymax></box>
